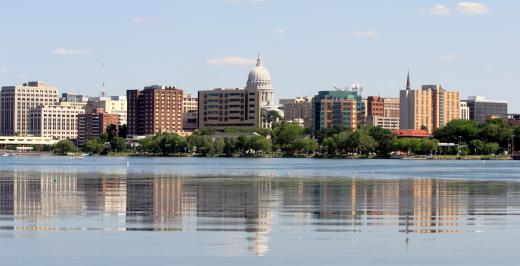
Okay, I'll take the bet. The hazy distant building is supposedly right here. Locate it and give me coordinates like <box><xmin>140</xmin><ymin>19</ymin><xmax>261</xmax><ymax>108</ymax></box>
<box><xmin>0</xmin><ymin>81</ymin><xmax>59</xmax><ymax>136</ymax></box>
<box><xmin>60</xmin><ymin>93</ymin><xmax>89</xmax><ymax>108</ymax></box>
<box><xmin>127</xmin><ymin>85</ymin><xmax>183</xmax><ymax>136</ymax></box>
<box><xmin>78</xmin><ymin>108</ymin><xmax>120</xmax><ymax>145</ymax></box>
<box><xmin>312</xmin><ymin>89</ymin><xmax>365</xmax><ymax>132</ymax></box>
<box><xmin>198</xmin><ymin>88</ymin><xmax>260</xmax><ymax>130</ymax></box>
<box><xmin>279</xmin><ymin>96</ymin><xmax>313</xmax><ymax>128</ymax></box>
<box><xmin>29</xmin><ymin>102</ymin><xmax>85</xmax><ymax>140</ymax></box>
<box><xmin>508</xmin><ymin>114</ymin><xmax>520</xmax><ymax>127</ymax></box>
<box><xmin>182</xmin><ymin>93</ymin><xmax>198</xmax><ymax>131</ymax></box>
<box><xmin>87</xmin><ymin>96</ymin><xmax>127</xmax><ymax>125</ymax></box>
<box><xmin>463</xmin><ymin>96</ymin><xmax>507</xmax><ymax>123</ymax></box>
<box><xmin>400</xmin><ymin>73</ymin><xmax>460</xmax><ymax>133</ymax></box>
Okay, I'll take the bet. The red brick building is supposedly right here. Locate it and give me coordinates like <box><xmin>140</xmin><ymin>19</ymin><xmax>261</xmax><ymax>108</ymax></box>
<box><xmin>78</xmin><ymin>108</ymin><xmax>120</xmax><ymax>145</ymax></box>
<box><xmin>366</xmin><ymin>96</ymin><xmax>385</xmax><ymax>117</ymax></box>
<box><xmin>127</xmin><ymin>85</ymin><xmax>183</xmax><ymax>136</ymax></box>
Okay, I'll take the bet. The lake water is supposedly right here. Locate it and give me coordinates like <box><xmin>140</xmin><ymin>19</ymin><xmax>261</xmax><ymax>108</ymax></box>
<box><xmin>0</xmin><ymin>157</ymin><xmax>519</xmax><ymax>265</ymax></box>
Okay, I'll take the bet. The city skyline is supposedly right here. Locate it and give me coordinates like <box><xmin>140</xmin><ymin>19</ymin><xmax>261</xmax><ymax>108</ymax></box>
<box><xmin>0</xmin><ymin>1</ymin><xmax>518</xmax><ymax>111</ymax></box>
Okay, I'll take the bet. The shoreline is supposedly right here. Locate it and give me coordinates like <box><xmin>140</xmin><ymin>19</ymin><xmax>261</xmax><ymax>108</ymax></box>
<box><xmin>1</xmin><ymin>150</ymin><xmax>515</xmax><ymax>160</ymax></box>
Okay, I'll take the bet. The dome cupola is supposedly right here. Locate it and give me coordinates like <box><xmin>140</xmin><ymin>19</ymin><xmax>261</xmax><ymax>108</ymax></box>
<box><xmin>247</xmin><ymin>55</ymin><xmax>272</xmax><ymax>88</ymax></box>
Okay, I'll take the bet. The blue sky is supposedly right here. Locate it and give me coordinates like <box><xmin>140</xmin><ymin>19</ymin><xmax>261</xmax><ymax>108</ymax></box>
<box><xmin>0</xmin><ymin>0</ymin><xmax>519</xmax><ymax>111</ymax></box>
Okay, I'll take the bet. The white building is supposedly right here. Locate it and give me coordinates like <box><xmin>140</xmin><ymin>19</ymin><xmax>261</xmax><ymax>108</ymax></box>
<box><xmin>366</xmin><ymin>116</ymin><xmax>400</xmax><ymax>130</ymax></box>
<box><xmin>0</xmin><ymin>81</ymin><xmax>59</xmax><ymax>136</ymax></box>
<box><xmin>460</xmin><ymin>101</ymin><xmax>470</xmax><ymax>120</ymax></box>
<box><xmin>245</xmin><ymin>55</ymin><xmax>279</xmax><ymax>128</ymax></box>
<box><xmin>29</xmin><ymin>102</ymin><xmax>85</xmax><ymax>140</ymax></box>
<box><xmin>87</xmin><ymin>96</ymin><xmax>127</xmax><ymax>125</ymax></box>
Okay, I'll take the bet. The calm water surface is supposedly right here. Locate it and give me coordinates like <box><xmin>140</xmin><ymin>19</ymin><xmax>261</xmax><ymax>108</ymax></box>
<box><xmin>0</xmin><ymin>157</ymin><xmax>519</xmax><ymax>265</ymax></box>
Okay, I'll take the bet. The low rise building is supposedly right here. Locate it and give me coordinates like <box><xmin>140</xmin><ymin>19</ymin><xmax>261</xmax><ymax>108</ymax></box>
<box><xmin>183</xmin><ymin>93</ymin><xmax>198</xmax><ymax>131</ymax></box>
<box><xmin>78</xmin><ymin>108</ymin><xmax>120</xmax><ymax>145</ymax></box>
<box><xmin>87</xmin><ymin>96</ymin><xmax>127</xmax><ymax>125</ymax></box>
<box><xmin>279</xmin><ymin>96</ymin><xmax>313</xmax><ymax>128</ymax></box>
<box><xmin>463</xmin><ymin>96</ymin><xmax>507</xmax><ymax>123</ymax></box>
<box><xmin>198</xmin><ymin>88</ymin><xmax>260</xmax><ymax>130</ymax></box>
<box><xmin>460</xmin><ymin>101</ymin><xmax>470</xmax><ymax>120</ymax></box>
<box><xmin>366</xmin><ymin>96</ymin><xmax>400</xmax><ymax>130</ymax></box>
<box><xmin>28</xmin><ymin>102</ymin><xmax>85</xmax><ymax>140</ymax></box>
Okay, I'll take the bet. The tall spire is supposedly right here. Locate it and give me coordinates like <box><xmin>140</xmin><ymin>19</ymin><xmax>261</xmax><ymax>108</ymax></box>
<box><xmin>256</xmin><ymin>53</ymin><xmax>262</xmax><ymax>67</ymax></box>
<box><xmin>406</xmin><ymin>70</ymin><xmax>411</xmax><ymax>90</ymax></box>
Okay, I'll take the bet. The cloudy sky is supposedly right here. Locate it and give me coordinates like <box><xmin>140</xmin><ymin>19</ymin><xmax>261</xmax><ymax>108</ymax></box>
<box><xmin>0</xmin><ymin>0</ymin><xmax>518</xmax><ymax>111</ymax></box>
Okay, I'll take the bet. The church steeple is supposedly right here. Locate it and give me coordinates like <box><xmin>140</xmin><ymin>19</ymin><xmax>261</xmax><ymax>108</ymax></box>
<box><xmin>406</xmin><ymin>70</ymin><xmax>411</xmax><ymax>90</ymax></box>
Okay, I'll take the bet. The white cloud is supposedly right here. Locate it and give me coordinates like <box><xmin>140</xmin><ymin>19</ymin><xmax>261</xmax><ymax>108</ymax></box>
<box><xmin>206</xmin><ymin>56</ymin><xmax>256</xmax><ymax>66</ymax></box>
<box><xmin>273</xmin><ymin>28</ymin><xmax>286</xmax><ymax>35</ymax></box>
<box><xmin>457</xmin><ymin>2</ymin><xmax>490</xmax><ymax>15</ymax></box>
<box><xmin>52</xmin><ymin>48</ymin><xmax>90</xmax><ymax>56</ymax></box>
<box><xmin>429</xmin><ymin>4</ymin><xmax>450</xmax><ymax>15</ymax></box>
<box><xmin>133</xmin><ymin>16</ymin><xmax>153</xmax><ymax>23</ymax></box>
<box><xmin>440</xmin><ymin>53</ymin><xmax>462</xmax><ymax>62</ymax></box>
<box><xmin>352</xmin><ymin>30</ymin><xmax>376</xmax><ymax>38</ymax></box>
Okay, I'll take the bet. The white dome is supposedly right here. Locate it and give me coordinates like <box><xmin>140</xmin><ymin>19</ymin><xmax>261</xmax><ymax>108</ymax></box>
<box><xmin>247</xmin><ymin>56</ymin><xmax>272</xmax><ymax>87</ymax></box>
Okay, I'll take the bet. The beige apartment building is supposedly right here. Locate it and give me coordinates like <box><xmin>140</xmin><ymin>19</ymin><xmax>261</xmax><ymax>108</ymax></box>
<box><xmin>198</xmin><ymin>88</ymin><xmax>260</xmax><ymax>130</ymax></box>
<box><xmin>87</xmin><ymin>96</ymin><xmax>127</xmax><ymax>125</ymax></box>
<box><xmin>279</xmin><ymin>96</ymin><xmax>313</xmax><ymax>128</ymax></box>
<box><xmin>29</xmin><ymin>102</ymin><xmax>85</xmax><ymax>140</ymax></box>
<box><xmin>400</xmin><ymin>84</ymin><xmax>460</xmax><ymax>133</ymax></box>
<box><xmin>0</xmin><ymin>81</ymin><xmax>59</xmax><ymax>136</ymax></box>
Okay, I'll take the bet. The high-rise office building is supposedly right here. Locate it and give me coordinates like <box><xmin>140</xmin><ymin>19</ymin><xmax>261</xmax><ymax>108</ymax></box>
<box><xmin>463</xmin><ymin>96</ymin><xmax>507</xmax><ymax>123</ymax></box>
<box><xmin>0</xmin><ymin>81</ymin><xmax>59</xmax><ymax>136</ymax></box>
<box><xmin>28</xmin><ymin>102</ymin><xmax>85</xmax><ymax>140</ymax></box>
<box><xmin>400</xmin><ymin>73</ymin><xmax>460</xmax><ymax>132</ymax></box>
<box><xmin>279</xmin><ymin>96</ymin><xmax>313</xmax><ymax>128</ymax></box>
<box><xmin>60</xmin><ymin>93</ymin><xmax>89</xmax><ymax>108</ymax></box>
<box><xmin>127</xmin><ymin>85</ymin><xmax>183</xmax><ymax>136</ymax></box>
<box><xmin>77</xmin><ymin>108</ymin><xmax>120</xmax><ymax>145</ymax></box>
<box><xmin>312</xmin><ymin>89</ymin><xmax>365</xmax><ymax>132</ymax></box>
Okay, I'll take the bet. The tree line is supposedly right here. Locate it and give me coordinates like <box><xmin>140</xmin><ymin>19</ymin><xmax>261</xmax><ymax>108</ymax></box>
<box><xmin>51</xmin><ymin>118</ymin><xmax>520</xmax><ymax>157</ymax></box>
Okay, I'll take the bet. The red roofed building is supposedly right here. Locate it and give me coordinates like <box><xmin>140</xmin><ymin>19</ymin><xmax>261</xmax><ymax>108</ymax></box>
<box><xmin>392</xmin><ymin>129</ymin><xmax>431</xmax><ymax>138</ymax></box>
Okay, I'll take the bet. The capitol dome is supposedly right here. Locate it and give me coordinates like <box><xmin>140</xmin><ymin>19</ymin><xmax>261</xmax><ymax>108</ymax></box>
<box><xmin>247</xmin><ymin>56</ymin><xmax>272</xmax><ymax>87</ymax></box>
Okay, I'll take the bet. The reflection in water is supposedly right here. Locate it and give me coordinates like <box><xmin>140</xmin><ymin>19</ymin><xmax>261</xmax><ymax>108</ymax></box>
<box><xmin>1</xmin><ymin>171</ymin><xmax>520</xmax><ymax>256</ymax></box>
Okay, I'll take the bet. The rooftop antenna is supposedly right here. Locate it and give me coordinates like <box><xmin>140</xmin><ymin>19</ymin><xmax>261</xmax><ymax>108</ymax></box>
<box><xmin>101</xmin><ymin>63</ymin><xmax>106</xmax><ymax>97</ymax></box>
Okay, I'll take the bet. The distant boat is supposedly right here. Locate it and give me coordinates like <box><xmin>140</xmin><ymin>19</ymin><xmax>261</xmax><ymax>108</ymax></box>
<box><xmin>1</xmin><ymin>153</ymin><xmax>10</xmax><ymax>157</ymax></box>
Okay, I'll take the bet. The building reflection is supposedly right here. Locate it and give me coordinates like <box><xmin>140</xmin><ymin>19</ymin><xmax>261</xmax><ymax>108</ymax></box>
<box><xmin>1</xmin><ymin>171</ymin><xmax>520</xmax><ymax>255</ymax></box>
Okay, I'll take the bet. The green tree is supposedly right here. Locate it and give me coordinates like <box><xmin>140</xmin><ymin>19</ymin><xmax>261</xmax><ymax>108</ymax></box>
<box><xmin>292</xmin><ymin>138</ymin><xmax>318</xmax><ymax>155</ymax></box>
<box><xmin>433</xmin><ymin>119</ymin><xmax>479</xmax><ymax>144</ymax></box>
<box><xmin>272</xmin><ymin>122</ymin><xmax>305</xmax><ymax>152</ymax></box>
<box><xmin>106</xmin><ymin>124</ymin><xmax>118</xmax><ymax>142</ymax></box>
<box><xmin>247</xmin><ymin>135</ymin><xmax>272</xmax><ymax>155</ymax></box>
<box><xmin>364</xmin><ymin>126</ymin><xmax>395</xmax><ymax>157</ymax></box>
<box><xmin>51</xmin><ymin>140</ymin><xmax>76</xmax><ymax>155</ymax></box>
<box><xmin>110</xmin><ymin>136</ymin><xmax>127</xmax><ymax>153</ymax></box>
<box><xmin>156</xmin><ymin>133</ymin><xmax>186</xmax><ymax>156</ymax></box>
<box><xmin>322</xmin><ymin>137</ymin><xmax>337</xmax><ymax>157</ymax></box>
<box><xmin>118</xmin><ymin>125</ymin><xmax>128</xmax><ymax>138</ymax></box>
<box><xmin>83</xmin><ymin>138</ymin><xmax>104</xmax><ymax>154</ymax></box>
<box><xmin>223</xmin><ymin>137</ymin><xmax>238</xmax><ymax>157</ymax></box>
